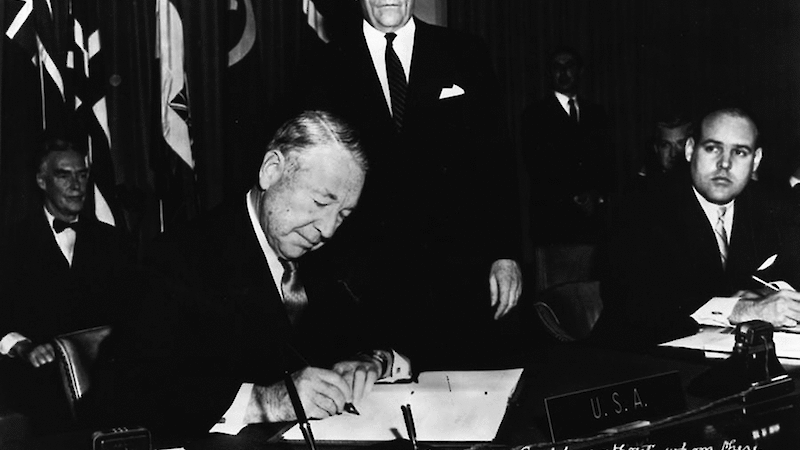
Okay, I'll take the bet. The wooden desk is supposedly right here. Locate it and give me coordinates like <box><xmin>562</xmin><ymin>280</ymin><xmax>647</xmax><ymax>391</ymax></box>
<box><xmin>17</xmin><ymin>343</ymin><xmax>800</xmax><ymax>450</ymax></box>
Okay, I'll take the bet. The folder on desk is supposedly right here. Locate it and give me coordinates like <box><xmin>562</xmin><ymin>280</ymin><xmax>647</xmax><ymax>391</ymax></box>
<box><xmin>282</xmin><ymin>368</ymin><xmax>524</xmax><ymax>443</ymax></box>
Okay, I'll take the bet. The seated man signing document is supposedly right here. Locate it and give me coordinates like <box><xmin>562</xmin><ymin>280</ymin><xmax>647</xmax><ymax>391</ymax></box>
<box><xmin>594</xmin><ymin>107</ymin><xmax>800</xmax><ymax>349</ymax></box>
<box><xmin>83</xmin><ymin>111</ymin><xmax>410</xmax><ymax>443</ymax></box>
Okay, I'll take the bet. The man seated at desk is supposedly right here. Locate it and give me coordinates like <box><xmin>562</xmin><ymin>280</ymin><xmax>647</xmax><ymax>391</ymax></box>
<box><xmin>83</xmin><ymin>111</ymin><xmax>410</xmax><ymax>443</ymax></box>
<box><xmin>593</xmin><ymin>107</ymin><xmax>800</xmax><ymax>348</ymax></box>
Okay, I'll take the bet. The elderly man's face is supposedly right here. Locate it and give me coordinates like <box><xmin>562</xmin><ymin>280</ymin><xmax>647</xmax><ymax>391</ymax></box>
<box><xmin>654</xmin><ymin>123</ymin><xmax>691</xmax><ymax>171</ymax></box>
<box><xmin>36</xmin><ymin>149</ymin><xmax>89</xmax><ymax>222</ymax></box>
<box><xmin>360</xmin><ymin>0</ymin><xmax>415</xmax><ymax>33</ymax></box>
<box><xmin>257</xmin><ymin>144</ymin><xmax>365</xmax><ymax>260</ymax></box>
<box><xmin>685</xmin><ymin>113</ymin><xmax>762</xmax><ymax>205</ymax></box>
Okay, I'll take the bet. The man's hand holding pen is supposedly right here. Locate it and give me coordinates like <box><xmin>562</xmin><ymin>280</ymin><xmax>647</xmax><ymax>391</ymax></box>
<box><xmin>332</xmin><ymin>355</ymin><xmax>385</xmax><ymax>410</ymax></box>
<box><xmin>245</xmin><ymin>366</ymin><xmax>353</xmax><ymax>423</ymax></box>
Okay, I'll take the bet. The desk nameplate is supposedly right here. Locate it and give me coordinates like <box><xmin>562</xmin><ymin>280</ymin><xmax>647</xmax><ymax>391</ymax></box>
<box><xmin>544</xmin><ymin>371</ymin><xmax>685</xmax><ymax>442</ymax></box>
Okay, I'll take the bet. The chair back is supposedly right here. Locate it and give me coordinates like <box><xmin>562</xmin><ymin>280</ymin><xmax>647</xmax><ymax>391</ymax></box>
<box><xmin>533</xmin><ymin>281</ymin><xmax>603</xmax><ymax>342</ymax></box>
<box><xmin>53</xmin><ymin>325</ymin><xmax>112</xmax><ymax>421</ymax></box>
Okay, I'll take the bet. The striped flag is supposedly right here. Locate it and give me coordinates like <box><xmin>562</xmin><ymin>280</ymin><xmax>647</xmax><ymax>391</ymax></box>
<box><xmin>303</xmin><ymin>0</ymin><xmax>328</xmax><ymax>43</ymax></box>
<box><xmin>71</xmin><ymin>0</ymin><xmax>116</xmax><ymax>226</ymax></box>
<box><xmin>5</xmin><ymin>0</ymin><xmax>37</xmax><ymax>63</ymax></box>
<box><xmin>7</xmin><ymin>0</ymin><xmax>118</xmax><ymax>225</ymax></box>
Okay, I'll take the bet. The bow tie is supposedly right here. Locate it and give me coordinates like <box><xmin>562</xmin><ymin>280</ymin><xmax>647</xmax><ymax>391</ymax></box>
<box><xmin>53</xmin><ymin>219</ymin><xmax>78</xmax><ymax>233</ymax></box>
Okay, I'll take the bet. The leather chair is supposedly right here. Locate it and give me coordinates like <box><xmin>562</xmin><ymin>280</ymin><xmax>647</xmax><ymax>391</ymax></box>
<box><xmin>533</xmin><ymin>280</ymin><xmax>603</xmax><ymax>342</ymax></box>
<box><xmin>52</xmin><ymin>325</ymin><xmax>113</xmax><ymax>421</ymax></box>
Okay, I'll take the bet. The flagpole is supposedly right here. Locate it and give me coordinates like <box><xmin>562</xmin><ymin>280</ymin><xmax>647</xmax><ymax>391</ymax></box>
<box><xmin>37</xmin><ymin>38</ymin><xmax>47</xmax><ymax>130</ymax></box>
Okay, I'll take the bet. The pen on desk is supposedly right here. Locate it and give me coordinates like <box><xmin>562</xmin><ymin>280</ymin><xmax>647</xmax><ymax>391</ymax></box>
<box><xmin>752</xmin><ymin>275</ymin><xmax>780</xmax><ymax>292</ymax></box>
<box><xmin>284</xmin><ymin>370</ymin><xmax>317</xmax><ymax>450</ymax></box>
<box><xmin>344</xmin><ymin>402</ymin><xmax>360</xmax><ymax>415</ymax></box>
<box><xmin>401</xmin><ymin>404</ymin><xmax>419</xmax><ymax>450</ymax></box>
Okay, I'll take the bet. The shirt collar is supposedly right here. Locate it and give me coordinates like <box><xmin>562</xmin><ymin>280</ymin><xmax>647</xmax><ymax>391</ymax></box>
<box><xmin>363</xmin><ymin>17</ymin><xmax>415</xmax><ymax>66</ymax></box>
<box><xmin>246</xmin><ymin>190</ymin><xmax>285</xmax><ymax>295</ymax></box>
<box><xmin>554</xmin><ymin>91</ymin><xmax>576</xmax><ymax>114</ymax></box>
<box><xmin>44</xmin><ymin>207</ymin><xmax>78</xmax><ymax>231</ymax></box>
<box><xmin>692</xmin><ymin>186</ymin><xmax>735</xmax><ymax>237</ymax></box>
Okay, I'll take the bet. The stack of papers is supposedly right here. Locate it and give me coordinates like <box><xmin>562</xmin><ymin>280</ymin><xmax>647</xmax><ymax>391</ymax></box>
<box><xmin>282</xmin><ymin>368</ymin><xmax>524</xmax><ymax>442</ymax></box>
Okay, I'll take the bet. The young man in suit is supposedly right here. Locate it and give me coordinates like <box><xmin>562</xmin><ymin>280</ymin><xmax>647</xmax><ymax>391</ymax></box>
<box><xmin>84</xmin><ymin>111</ymin><xmax>411</xmax><ymax>444</ymax></box>
<box><xmin>304</xmin><ymin>0</ymin><xmax>524</xmax><ymax>368</ymax></box>
<box><xmin>0</xmin><ymin>139</ymin><xmax>133</xmax><ymax>433</ymax></box>
<box><xmin>593</xmin><ymin>108</ymin><xmax>800</xmax><ymax>348</ymax></box>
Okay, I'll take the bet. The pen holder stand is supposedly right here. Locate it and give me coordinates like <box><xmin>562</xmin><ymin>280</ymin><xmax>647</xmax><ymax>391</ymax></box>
<box><xmin>688</xmin><ymin>320</ymin><xmax>793</xmax><ymax>401</ymax></box>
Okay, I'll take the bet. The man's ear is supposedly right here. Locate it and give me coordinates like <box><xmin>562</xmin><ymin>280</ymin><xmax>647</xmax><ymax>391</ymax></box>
<box><xmin>258</xmin><ymin>150</ymin><xmax>284</xmax><ymax>190</ymax></box>
<box><xmin>35</xmin><ymin>172</ymin><xmax>46</xmax><ymax>191</ymax></box>
<box><xmin>684</xmin><ymin>137</ymin><xmax>695</xmax><ymax>163</ymax></box>
<box><xmin>753</xmin><ymin>147</ymin><xmax>763</xmax><ymax>172</ymax></box>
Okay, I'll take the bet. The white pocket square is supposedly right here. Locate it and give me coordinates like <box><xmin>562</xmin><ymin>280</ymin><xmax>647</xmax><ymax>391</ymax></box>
<box><xmin>439</xmin><ymin>84</ymin><xmax>465</xmax><ymax>99</ymax></box>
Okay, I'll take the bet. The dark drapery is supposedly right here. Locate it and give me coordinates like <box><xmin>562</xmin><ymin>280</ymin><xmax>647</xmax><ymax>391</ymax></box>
<box><xmin>1</xmin><ymin>0</ymin><xmax>324</xmax><ymax>246</ymax></box>
<box><xmin>447</xmin><ymin>0</ymin><xmax>800</xmax><ymax>261</ymax></box>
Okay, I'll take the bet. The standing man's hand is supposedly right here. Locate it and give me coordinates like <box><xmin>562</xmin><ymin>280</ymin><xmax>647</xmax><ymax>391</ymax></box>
<box><xmin>489</xmin><ymin>259</ymin><xmax>523</xmax><ymax>320</ymax></box>
<box><xmin>11</xmin><ymin>340</ymin><xmax>55</xmax><ymax>367</ymax></box>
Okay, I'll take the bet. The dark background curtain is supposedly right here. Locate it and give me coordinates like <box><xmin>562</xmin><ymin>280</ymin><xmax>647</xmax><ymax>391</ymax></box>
<box><xmin>2</xmin><ymin>0</ymin><xmax>800</xmax><ymax>258</ymax></box>
<box><xmin>447</xmin><ymin>0</ymin><xmax>800</xmax><ymax>261</ymax></box>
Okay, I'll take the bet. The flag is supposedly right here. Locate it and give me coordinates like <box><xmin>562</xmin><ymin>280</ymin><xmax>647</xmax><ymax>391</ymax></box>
<box><xmin>156</xmin><ymin>0</ymin><xmax>197</xmax><ymax>231</ymax></box>
<box><xmin>5</xmin><ymin>0</ymin><xmax>36</xmax><ymax>63</ymax></box>
<box><xmin>157</xmin><ymin>0</ymin><xmax>193</xmax><ymax>169</ymax></box>
<box><xmin>71</xmin><ymin>0</ymin><xmax>116</xmax><ymax>226</ymax></box>
<box><xmin>227</xmin><ymin>0</ymin><xmax>255</xmax><ymax>67</ymax></box>
<box><xmin>303</xmin><ymin>0</ymin><xmax>328</xmax><ymax>43</ymax></box>
<box><xmin>6</xmin><ymin>0</ymin><xmax>118</xmax><ymax>225</ymax></box>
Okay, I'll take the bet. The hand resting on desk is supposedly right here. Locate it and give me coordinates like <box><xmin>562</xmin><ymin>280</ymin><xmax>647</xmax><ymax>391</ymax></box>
<box><xmin>730</xmin><ymin>288</ymin><xmax>800</xmax><ymax>328</ymax></box>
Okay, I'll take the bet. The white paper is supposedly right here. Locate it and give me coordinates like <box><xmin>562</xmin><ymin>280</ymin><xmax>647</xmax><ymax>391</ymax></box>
<box><xmin>282</xmin><ymin>368</ymin><xmax>523</xmax><ymax>442</ymax></box>
<box><xmin>661</xmin><ymin>326</ymin><xmax>800</xmax><ymax>365</ymax></box>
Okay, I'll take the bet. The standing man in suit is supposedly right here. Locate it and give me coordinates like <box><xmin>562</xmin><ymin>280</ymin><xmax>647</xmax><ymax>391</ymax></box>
<box><xmin>306</xmin><ymin>0</ymin><xmax>523</xmax><ymax>367</ymax></box>
<box><xmin>593</xmin><ymin>108</ymin><xmax>800</xmax><ymax>348</ymax></box>
<box><xmin>0</xmin><ymin>139</ymin><xmax>133</xmax><ymax>433</ymax></box>
<box><xmin>85</xmin><ymin>111</ymin><xmax>411</xmax><ymax>444</ymax></box>
<box><xmin>521</xmin><ymin>47</ymin><xmax>614</xmax><ymax>246</ymax></box>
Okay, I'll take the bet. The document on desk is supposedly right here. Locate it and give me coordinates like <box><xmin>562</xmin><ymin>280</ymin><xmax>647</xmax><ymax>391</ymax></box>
<box><xmin>282</xmin><ymin>368</ymin><xmax>524</xmax><ymax>442</ymax></box>
<box><xmin>661</xmin><ymin>327</ymin><xmax>800</xmax><ymax>364</ymax></box>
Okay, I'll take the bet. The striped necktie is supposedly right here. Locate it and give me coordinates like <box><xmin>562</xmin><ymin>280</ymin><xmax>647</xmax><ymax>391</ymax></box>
<box><xmin>714</xmin><ymin>206</ymin><xmax>729</xmax><ymax>268</ymax></box>
<box><xmin>385</xmin><ymin>32</ymin><xmax>407</xmax><ymax>131</ymax></box>
<box><xmin>279</xmin><ymin>259</ymin><xmax>308</xmax><ymax>325</ymax></box>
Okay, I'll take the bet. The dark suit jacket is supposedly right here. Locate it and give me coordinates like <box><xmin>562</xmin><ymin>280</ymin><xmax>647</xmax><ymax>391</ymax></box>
<box><xmin>0</xmin><ymin>210</ymin><xmax>133</xmax><ymax>343</ymax></box>
<box><xmin>301</xmin><ymin>19</ymin><xmax>522</xmax><ymax>365</ymax></box>
<box><xmin>521</xmin><ymin>92</ymin><xmax>614</xmax><ymax>244</ymax></box>
<box><xmin>84</xmin><ymin>198</ymin><xmax>388</xmax><ymax>442</ymax></box>
<box><xmin>593</xmin><ymin>177</ymin><xmax>800</xmax><ymax>348</ymax></box>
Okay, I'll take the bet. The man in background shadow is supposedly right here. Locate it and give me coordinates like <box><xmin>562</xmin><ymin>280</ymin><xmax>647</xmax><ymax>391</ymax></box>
<box><xmin>0</xmin><ymin>139</ymin><xmax>134</xmax><ymax>435</ymax></box>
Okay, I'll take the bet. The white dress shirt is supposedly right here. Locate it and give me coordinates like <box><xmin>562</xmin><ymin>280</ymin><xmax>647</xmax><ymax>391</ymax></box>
<box><xmin>363</xmin><ymin>17</ymin><xmax>415</xmax><ymax>114</ymax></box>
<box><xmin>554</xmin><ymin>91</ymin><xmax>579</xmax><ymax>121</ymax></box>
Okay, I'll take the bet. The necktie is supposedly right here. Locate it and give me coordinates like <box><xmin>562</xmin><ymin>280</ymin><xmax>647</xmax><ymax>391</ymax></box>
<box><xmin>714</xmin><ymin>206</ymin><xmax>729</xmax><ymax>268</ymax></box>
<box><xmin>385</xmin><ymin>32</ymin><xmax>407</xmax><ymax>131</ymax></box>
<box><xmin>53</xmin><ymin>219</ymin><xmax>78</xmax><ymax>233</ymax></box>
<box><xmin>568</xmin><ymin>98</ymin><xmax>578</xmax><ymax>123</ymax></box>
<box><xmin>279</xmin><ymin>259</ymin><xmax>308</xmax><ymax>325</ymax></box>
